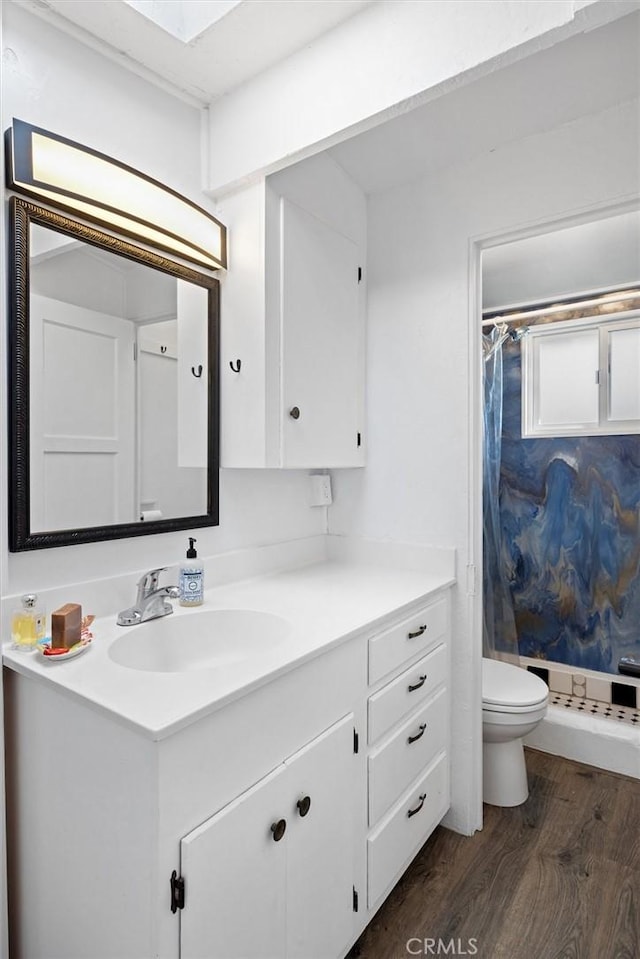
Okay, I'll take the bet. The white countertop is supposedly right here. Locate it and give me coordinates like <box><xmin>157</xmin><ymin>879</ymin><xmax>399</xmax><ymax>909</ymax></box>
<box><xmin>3</xmin><ymin>556</ymin><xmax>454</xmax><ymax>741</ymax></box>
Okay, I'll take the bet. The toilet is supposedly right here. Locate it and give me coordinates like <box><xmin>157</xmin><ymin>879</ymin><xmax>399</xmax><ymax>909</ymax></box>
<box><xmin>482</xmin><ymin>657</ymin><xmax>548</xmax><ymax>807</ymax></box>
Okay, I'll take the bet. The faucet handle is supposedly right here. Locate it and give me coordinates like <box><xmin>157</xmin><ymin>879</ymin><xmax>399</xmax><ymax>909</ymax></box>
<box><xmin>136</xmin><ymin>567</ymin><xmax>168</xmax><ymax>600</ymax></box>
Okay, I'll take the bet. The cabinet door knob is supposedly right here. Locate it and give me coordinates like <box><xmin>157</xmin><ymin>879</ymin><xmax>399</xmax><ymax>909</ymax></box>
<box><xmin>270</xmin><ymin>819</ymin><xmax>287</xmax><ymax>841</ymax></box>
<box><xmin>407</xmin><ymin>723</ymin><xmax>427</xmax><ymax>745</ymax></box>
<box><xmin>407</xmin><ymin>624</ymin><xmax>427</xmax><ymax>639</ymax></box>
<box><xmin>296</xmin><ymin>795</ymin><xmax>311</xmax><ymax>817</ymax></box>
<box><xmin>289</xmin><ymin>406</ymin><xmax>301</xmax><ymax>420</ymax></box>
<box><xmin>407</xmin><ymin>794</ymin><xmax>427</xmax><ymax>819</ymax></box>
<box><xmin>408</xmin><ymin>675</ymin><xmax>427</xmax><ymax>693</ymax></box>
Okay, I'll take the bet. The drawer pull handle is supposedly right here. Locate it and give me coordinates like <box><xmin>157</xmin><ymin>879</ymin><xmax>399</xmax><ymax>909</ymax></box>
<box><xmin>407</xmin><ymin>625</ymin><xmax>427</xmax><ymax>639</ymax></box>
<box><xmin>408</xmin><ymin>675</ymin><xmax>427</xmax><ymax>692</ymax></box>
<box><xmin>296</xmin><ymin>796</ymin><xmax>311</xmax><ymax>817</ymax></box>
<box><xmin>270</xmin><ymin>819</ymin><xmax>287</xmax><ymax>841</ymax></box>
<box><xmin>407</xmin><ymin>723</ymin><xmax>427</xmax><ymax>745</ymax></box>
<box><xmin>407</xmin><ymin>794</ymin><xmax>427</xmax><ymax>819</ymax></box>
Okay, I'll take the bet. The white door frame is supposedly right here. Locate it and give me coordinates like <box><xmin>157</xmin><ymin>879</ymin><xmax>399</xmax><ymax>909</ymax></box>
<box><xmin>466</xmin><ymin>194</ymin><xmax>640</xmax><ymax>831</ymax></box>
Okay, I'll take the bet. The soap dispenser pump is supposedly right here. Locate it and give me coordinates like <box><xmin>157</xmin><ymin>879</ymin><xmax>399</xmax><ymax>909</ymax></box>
<box><xmin>179</xmin><ymin>538</ymin><xmax>204</xmax><ymax>607</ymax></box>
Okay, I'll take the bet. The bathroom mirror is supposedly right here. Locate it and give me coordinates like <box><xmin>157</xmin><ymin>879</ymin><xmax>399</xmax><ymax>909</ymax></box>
<box><xmin>8</xmin><ymin>196</ymin><xmax>220</xmax><ymax>551</ymax></box>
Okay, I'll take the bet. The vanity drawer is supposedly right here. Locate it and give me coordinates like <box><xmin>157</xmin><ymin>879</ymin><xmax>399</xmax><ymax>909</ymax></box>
<box><xmin>368</xmin><ymin>597</ymin><xmax>448</xmax><ymax>685</ymax></box>
<box><xmin>367</xmin><ymin>751</ymin><xmax>449</xmax><ymax>909</ymax></box>
<box><xmin>368</xmin><ymin>687</ymin><xmax>448</xmax><ymax>826</ymax></box>
<box><xmin>368</xmin><ymin>643</ymin><xmax>447</xmax><ymax>745</ymax></box>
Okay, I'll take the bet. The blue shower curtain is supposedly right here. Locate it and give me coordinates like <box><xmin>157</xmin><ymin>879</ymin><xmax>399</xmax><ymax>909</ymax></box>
<box><xmin>483</xmin><ymin>327</ymin><xmax>519</xmax><ymax>661</ymax></box>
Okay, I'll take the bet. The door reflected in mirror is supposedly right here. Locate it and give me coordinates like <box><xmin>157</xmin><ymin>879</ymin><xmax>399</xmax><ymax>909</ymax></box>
<box><xmin>9</xmin><ymin>198</ymin><xmax>220</xmax><ymax>550</ymax></box>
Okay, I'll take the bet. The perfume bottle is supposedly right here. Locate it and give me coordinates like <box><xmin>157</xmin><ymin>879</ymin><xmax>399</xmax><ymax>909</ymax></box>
<box><xmin>11</xmin><ymin>594</ymin><xmax>46</xmax><ymax>651</ymax></box>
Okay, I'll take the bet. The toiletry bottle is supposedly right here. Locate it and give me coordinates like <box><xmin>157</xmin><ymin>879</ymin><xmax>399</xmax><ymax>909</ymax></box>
<box><xmin>179</xmin><ymin>538</ymin><xmax>204</xmax><ymax>607</ymax></box>
<box><xmin>11</xmin><ymin>594</ymin><xmax>46</xmax><ymax>651</ymax></box>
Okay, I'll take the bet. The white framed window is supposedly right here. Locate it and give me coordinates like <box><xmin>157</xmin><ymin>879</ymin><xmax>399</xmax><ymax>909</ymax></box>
<box><xmin>522</xmin><ymin>310</ymin><xmax>640</xmax><ymax>437</ymax></box>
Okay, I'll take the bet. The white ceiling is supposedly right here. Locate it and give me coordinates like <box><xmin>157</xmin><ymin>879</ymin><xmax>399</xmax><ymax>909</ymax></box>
<box><xmin>124</xmin><ymin>1</ymin><xmax>244</xmax><ymax>43</ymax></box>
<box><xmin>328</xmin><ymin>10</ymin><xmax>640</xmax><ymax>195</ymax></box>
<box><xmin>14</xmin><ymin>2</ymin><xmax>639</xmax><ymax>321</ymax></box>
<box><xmin>483</xmin><ymin>211</ymin><xmax>640</xmax><ymax>310</ymax></box>
<box><xmin>12</xmin><ymin>1</ymin><xmax>639</xmax><ymax>197</ymax></box>
<box><xmin>14</xmin><ymin>0</ymin><xmax>373</xmax><ymax>104</ymax></box>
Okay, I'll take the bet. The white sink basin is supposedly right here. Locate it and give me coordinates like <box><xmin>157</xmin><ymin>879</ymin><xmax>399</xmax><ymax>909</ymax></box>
<box><xmin>108</xmin><ymin>609</ymin><xmax>290</xmax><ymax>673</ymax></box>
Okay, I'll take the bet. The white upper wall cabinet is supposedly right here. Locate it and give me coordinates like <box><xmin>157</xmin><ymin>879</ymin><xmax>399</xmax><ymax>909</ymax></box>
<box><xmin>280</xmin><ymin>200</ymin><xmax>361</xmax><ymax>468</ymax></box>
<box><xmin>522</xmin><ymin>311</ymin><xmax>640</xmax><ymax>437</ymax></box>
<box><xmin>217</xmin><ymin>154</ymin><xmax>366</xmax><ymax>469</ymax></box>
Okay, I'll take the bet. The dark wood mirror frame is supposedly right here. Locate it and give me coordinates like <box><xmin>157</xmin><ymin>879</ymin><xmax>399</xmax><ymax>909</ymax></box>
<box><xmin>8</xmin><ymin>196</ymin><xmax>220</xmax><ymax>551</ymax></box>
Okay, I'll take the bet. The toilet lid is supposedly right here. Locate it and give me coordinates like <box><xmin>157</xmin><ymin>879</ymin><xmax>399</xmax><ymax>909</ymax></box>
<box><xmin>482</xmin><ymin>658</ymin><xmax>548</xmax><ymax>708</ymax></box>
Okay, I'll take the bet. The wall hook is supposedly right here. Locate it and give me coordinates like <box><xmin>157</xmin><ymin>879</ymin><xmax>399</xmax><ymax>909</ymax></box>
<box><xmin>160</xmin><ymin>345</ymin><xmax>167</xmax><ymax>354</ymax></box>
<box><xmin>191</xmin><ymin>365</ymin><xmax>203</xmax><ymax>378</ymax></box>
<box><xmin>229</xmin><ymin>359</ymin><xmax>242</xmax><ymax>373</ymax></box>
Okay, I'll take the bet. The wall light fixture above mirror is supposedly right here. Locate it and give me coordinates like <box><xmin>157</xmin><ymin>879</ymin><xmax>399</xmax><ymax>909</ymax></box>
<box><xmin>5</xmin><ymin>118</ymin><xmax>227</xmax><ymax>271</ymax></box>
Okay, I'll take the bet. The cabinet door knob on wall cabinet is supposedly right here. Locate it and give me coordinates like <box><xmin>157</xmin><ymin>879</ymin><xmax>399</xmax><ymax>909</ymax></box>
<box><xmin>407</xmin><ymin>625</ymin><xmax>427</xmax><ymax>639</ymax></box>
<box><xmin>289</xmin><ymin>406</ymin><xmax>301</xmax><ymax>420</ymax></box>
<box><xmin>270</xmin><ymin>819</ymin><xmax>287</xmax><ymax>841</ymax></box>
<box><xmin>407</xmin><ymin>794</ymin><xmax>427</xmax><ymax>819</ymax></box>
<box><xmin>407</xmin><ymin>724</ymin><xmax>427</xmax><ymax>745</ymax></box>
<box><xmin>408</xmin><ymin>675</ymin><xmax>427</xmax><ymax>692</ymax></box>
<box><xmin>296</xmin><ymin>795</ymin><xmax>312</xmax><ymax>817</ymax></box>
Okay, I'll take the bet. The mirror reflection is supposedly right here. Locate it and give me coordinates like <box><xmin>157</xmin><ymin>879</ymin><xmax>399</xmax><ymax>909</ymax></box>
<box><xmin>9</xmin><ymin>198</ymin><xmax>219</xmax><ymax>550</ymax></box>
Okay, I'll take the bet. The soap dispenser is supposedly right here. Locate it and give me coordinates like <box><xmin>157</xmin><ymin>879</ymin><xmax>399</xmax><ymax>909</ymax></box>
<box><xmin>11</xmin><ymin>594</ymin><xmax>46</xmax><ymax>650</ymax></box>
<box><xmin>179</xmin><ymin>538</ymin><xmax>204</xmax><ymax>607</ymax></box>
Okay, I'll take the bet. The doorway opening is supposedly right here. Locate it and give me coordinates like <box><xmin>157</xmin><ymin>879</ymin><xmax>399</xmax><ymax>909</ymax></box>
<box><xmin>472</xmin><ymin>202</ymin><xmax>640</xmax><ymax>781</ymax></box>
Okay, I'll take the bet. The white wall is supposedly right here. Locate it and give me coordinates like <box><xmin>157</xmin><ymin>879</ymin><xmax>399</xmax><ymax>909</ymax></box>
<box><xmin>203</xmin><ymin>0</ymin><xmax>622</xmax><ymax>196</ymax></box>
<box><xmin>328</xmin><ymin>98</ymin><xmax>640</xmax><ymax>834</ymax></box>
<box><xmin>0</xmin><ymin>15</ymin><xmax>323</xmax><ymax>948</ymax></box>
<box><xmin>0</xmin><ymin>3</ymin><xmax>324</xmax><ymax>597</ymax></box>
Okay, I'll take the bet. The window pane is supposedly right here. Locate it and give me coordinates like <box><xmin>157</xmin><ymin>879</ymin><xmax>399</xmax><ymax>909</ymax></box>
<box><xmin>609</xmin><ymin>327</ymin><xmax>640</xmax><ymax>422</ymax></box>
<box><xmin>536</xmin><ymin>329</ymin><xmax>599</xmax><ymax>427</ymax></box>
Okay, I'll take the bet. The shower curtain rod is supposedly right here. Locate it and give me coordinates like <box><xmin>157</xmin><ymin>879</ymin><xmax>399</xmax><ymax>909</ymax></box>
<box><xmin>481</xmin><ymin>286</ymin><xmax>640</xmax><ymax>327</ymax></box>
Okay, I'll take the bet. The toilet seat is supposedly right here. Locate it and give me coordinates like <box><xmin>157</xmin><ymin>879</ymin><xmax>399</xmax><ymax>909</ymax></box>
<box><xmin>482</xmin><ymin>658</ymin><xmax>548</xmax><ymax>713</ymax></box>
<box><xmin>483</xmin><ymin>700</ymin><xmax>547</xmax><ymax>715</ymax></box>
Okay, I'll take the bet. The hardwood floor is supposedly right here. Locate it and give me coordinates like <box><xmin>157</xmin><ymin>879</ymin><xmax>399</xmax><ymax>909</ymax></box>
<box><xmin>349</xmin><ymin>749</ymin><xmax>640</xmax><ymax>959</ymax></box>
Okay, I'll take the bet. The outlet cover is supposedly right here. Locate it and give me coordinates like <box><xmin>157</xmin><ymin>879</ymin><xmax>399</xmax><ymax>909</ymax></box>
<box><xmin>309</xmin><ymin>474</ymin><xmax>332</xmax><ymax>507</ymax></box>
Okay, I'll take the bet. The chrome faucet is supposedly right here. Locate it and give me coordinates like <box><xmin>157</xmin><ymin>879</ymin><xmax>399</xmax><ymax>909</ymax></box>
<box><xmin>117</xmin><ymin>567</ymin><xmax>179</xmax><ymax>626</ymax></box>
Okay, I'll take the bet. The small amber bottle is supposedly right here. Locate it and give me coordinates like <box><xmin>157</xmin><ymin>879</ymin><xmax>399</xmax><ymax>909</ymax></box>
<box><xmin>11</xmin><ymin>594</ymin><xmax>46</xmax><ymax>651</ymax></box>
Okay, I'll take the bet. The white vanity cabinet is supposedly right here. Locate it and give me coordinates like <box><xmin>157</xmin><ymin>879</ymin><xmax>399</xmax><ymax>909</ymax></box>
<box><xmin>180</xmin><ymin>714</ymin><xmax>355</xmax><ymax>959</ymax></box>
<box><xmin>364</xmin><ymin>594</ymin><xmax>451</xmax><ymax>910</ymax></box>
<box><xmin>217</xmin><ymin>153</ymin><xmax>366</xmax><ymax>469</ymax></box>
<box><xmin>4</xmin><ymin>634</ymin><xmax>364</xmax><ymax>959</ymax></box>
<box><xmin>3</xmin><ymin>581</ymin><xmax>452</xmax><ymax>959</ymax></box>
